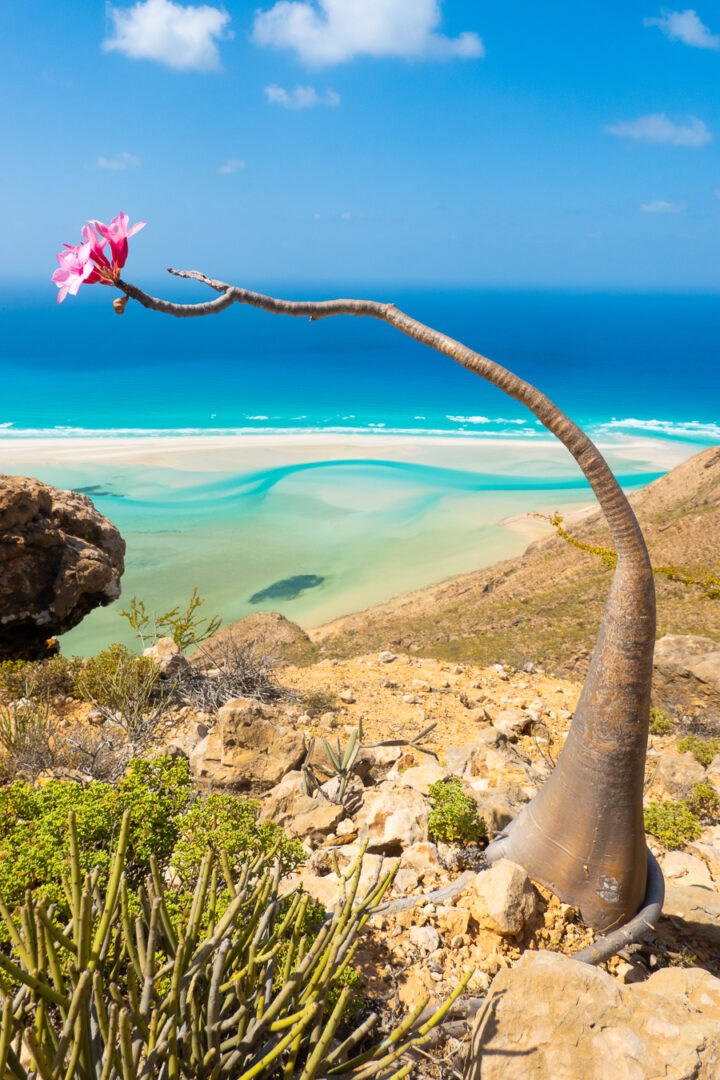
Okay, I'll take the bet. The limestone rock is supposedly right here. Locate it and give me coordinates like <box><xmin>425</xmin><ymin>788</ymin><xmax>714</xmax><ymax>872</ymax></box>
<box><xmin>688</xmin><ymin>825</ymin><xmax>720</xmax><ymax>882</ymax></box>
<box><xmin>660</xmin><ymin>850</ymin><xmax>713</xmax><ymax>889</ymax></box>
<box><xmin>284</xmin><ymin>801</ymin><xmax>345</xmax><ymax>840</ymax></box>
<box><xmin>399</xmin><ymin>841</ymin><xmax>445</xmax><ymax>877</ymax></box>
<box><xmin>190</xmin><ymin>697</ymin><xmax>305</xmax><ymax>790</ymax></box>
<box><xmin>165</xmin><ymin>720</ymin><xmax>209</xmax><ymax>760</ymax></box>
<box><xmin>259</xmin><ymin>771</ymin><xmax>305</xmax><ymax>823</ymax></box>
<box><xmin>444</xmin><ymin>731</ymin><xmax>505</xmax><ymax>779</ymax></box>
<box><xmin>464</xmin><ymin>950</ymin><xmax>720</xmax><ymax>1080</ymax></box>
<box><xmin>662</xmin><ymin>883</ymin><xmax>720</xmax><ymax>946</ymax></box>
<box><xmin>0</xmin><ymin>475</ymin><xmax>125</xmax><ymax>659</ymax></box>
<box><xmin>465</xmin><ymin>783</ymin><xmax>529</xmax><ymax>834</ymax></box>
<box><xmin>652</xmin><ymin>751</ymin><xmax>706</xmax><ymax>798</ymax></box>
<box><xmin>354</xmin><ymin>782</ymin><xmax>429</xmax><ymax>853</ymax></box>
<box><xmin>409</xmin><ymin>925</ymin><xmax>440</xmax><ymax>953</ymax></box>
<box><xmin>653</xmin><ymin>634</ymin><xmax>720</xmax><ymax>718</ymax></box>
<box><xmin>491</xmin><ymin>707</ymin><xmax>532</xmax><ymax>738</ymax></box>
<box><xmin>143</xmin><ymin>637</ymin><xmax>189</xmax><ymax>679</ymax></box>
<box><xmin>462</xmin><ymin>859</ymin><xmax>539</xmax><ymax>936</ymax></box>
<box><xmin>434</xmin><ymin>904</ymin><xmax>471</xmax><ymax>938</ymax></box>
<box><xmin>390</xmin><ymin>761</ymin><xmax>448</xmax><ymax>794</ymax></box>
<box><xmin>393</xmin><ymin>868</ymin><xmax>419</xmax><ymax>894</ymax></box>
<box><xmin>354</xmin><ymin>743</ymin><xmax>403</xmax><ymax>779</ymax></box>
<box><xmin>189</xmin><ymin>612</ymin><xmax>309</xmax><ymax>671</ymax></box>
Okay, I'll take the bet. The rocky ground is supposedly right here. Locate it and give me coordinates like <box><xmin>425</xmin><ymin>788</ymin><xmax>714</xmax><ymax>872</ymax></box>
<box><xmin>144</xmin><ymin>632</ymin><xmax>720</xmax><ymax>1079</ymax></box>
<box><xmin>8</xmin><ymin>629</ymin><xmax>720</xmax><ymax>1076</ymax></box>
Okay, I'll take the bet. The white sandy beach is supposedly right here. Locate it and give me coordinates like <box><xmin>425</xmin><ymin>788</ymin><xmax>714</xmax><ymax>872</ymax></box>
<box><xmin>0</xmin><ymin>430</ymin><xmax>698</xmax><ymax>473</ymax></box>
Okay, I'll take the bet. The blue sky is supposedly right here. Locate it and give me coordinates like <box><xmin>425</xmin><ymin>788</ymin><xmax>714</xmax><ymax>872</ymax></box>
<box><xmin>3</xmin><ymin>0</ymin><xmax>720</xmax><ymax>288</ymax></box>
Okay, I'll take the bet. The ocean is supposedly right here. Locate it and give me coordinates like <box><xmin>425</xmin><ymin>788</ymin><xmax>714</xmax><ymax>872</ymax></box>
<box><xmin>1</xmin><ymin>284</ymin><xmax>718</xmax><ymax>654</ymax></box>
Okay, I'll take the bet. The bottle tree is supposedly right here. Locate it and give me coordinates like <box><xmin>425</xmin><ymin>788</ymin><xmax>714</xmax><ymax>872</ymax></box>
<box><xmin>53</xmin><ymin>216</ymin><xmax>664</xmax><ymax>944</ymax></box>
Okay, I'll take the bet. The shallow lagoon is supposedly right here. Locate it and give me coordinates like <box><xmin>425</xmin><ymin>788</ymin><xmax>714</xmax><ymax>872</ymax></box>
<box><xmin>0</xmin><ymin>432</ymin><xmax>699</xmax><ymax>655</ymax></box>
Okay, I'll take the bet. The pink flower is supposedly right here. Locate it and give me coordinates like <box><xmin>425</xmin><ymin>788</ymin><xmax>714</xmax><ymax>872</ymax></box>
<box><xmin>51</xmin><ymin>242</ymin><xmax>96</xmax><ymax>304</ymax></box>
<box><xmin>52</xmin><ymin>212</ymin><xmax>146</xmax><ymax>302</ymax></box>
<box><xmin>89</xmin><ymin>212</ymin><xmax>146</xmax><ymax>271</ymax></box>
<box><xmin>80</xmin><ymin>224</ymin><xmax>113</xmax><ymax>281</ymax></box>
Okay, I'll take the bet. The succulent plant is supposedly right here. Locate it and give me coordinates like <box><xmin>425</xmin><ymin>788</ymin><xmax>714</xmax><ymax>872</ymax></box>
<box><xmin>0</xmin><ymin>810</ymin><xmax>471</xmax><ymax>1079</ymax></box>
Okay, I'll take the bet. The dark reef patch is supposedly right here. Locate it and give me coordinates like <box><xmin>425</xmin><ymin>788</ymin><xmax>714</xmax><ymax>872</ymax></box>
<box><xmin>250</xmin><ymin>574</ymin><xmax>325</xmax><ymax>604</ymax></box>
<box><xmin>75</xmin><ymin>485</ymin><xmax>121</xmax><ymax>498</ymax></box>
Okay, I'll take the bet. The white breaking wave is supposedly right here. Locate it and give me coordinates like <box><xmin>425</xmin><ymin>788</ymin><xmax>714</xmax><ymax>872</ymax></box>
<box><xmin>0</xmin><ymin>417</ymin><xmax>716</xmax><ymax>443</ymax></box>
<box><xmin>446</xmin><ymin>415</ymin><xmax>526</xmax><ymax>425</ymax></box>
<box><xmin>597</xmin><ymin>418</ymin><xmax>720</xmax><ymax>441</ymax></box>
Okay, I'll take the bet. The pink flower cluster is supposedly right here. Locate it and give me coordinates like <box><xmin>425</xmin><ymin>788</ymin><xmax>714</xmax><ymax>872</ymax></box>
<box><xmin>51</xmin><ymin>213</ymin><xmax>146</xmax><ymax>303</ymax></box>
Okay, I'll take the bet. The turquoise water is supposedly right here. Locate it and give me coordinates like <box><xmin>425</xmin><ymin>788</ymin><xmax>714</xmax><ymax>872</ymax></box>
<box><xmin>3</xmin><ymin>447</ymin><xmax>667</xmax><ymax>656</ymax></box>
<box><xmin>1</xmin><ymin>286</ymin><xmax>718</xmax><ymax>654</ymax></box>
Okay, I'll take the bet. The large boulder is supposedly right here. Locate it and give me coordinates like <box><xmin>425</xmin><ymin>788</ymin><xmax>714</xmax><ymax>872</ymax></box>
<box><xmin>189</xmin><ymin>697</ymin><xmax>305</xmax><ymax>790</ymax></box>
<box><xmin>460</xmin><ymin>860</ymin><xmax>540</xmax><ymax>936</ymax></box>
<box><xmin>354</xmin><ymin>782</ymin><xmax>429</xmax><ymax>854</ymax></box>
<box><xmin>464</xmin><ymin>950</ymin><xmax>720</xmax><ymax>1080</ymax></box>
<box><xmin>189</xmin><ymin>612</ymin><xmax>310</xmax><ymax>671</ymax></box>
<box><xmin>653</xmin><ymin>634</ymin><xmax>720</xmax><ymax>722</ymax></box>
<box><xmin>0</xmin><ymin>475</ymin><xmax>125</xmax><ymax>659</ymax></box>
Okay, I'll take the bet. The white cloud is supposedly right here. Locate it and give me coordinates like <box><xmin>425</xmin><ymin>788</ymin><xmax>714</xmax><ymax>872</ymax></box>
<box><xmin>97</xmin><ymin>151</ymin><xmax>140</xmax><ymax>169</ymax></box>
<box><xmin>264</xmin><ymin>84</ymin><xmax>340</xmax><ymax>108</ymax></box>
<box><xmin>102</xmin><ymin>0</ymin><xmax>232</xmax><ymax>71</ymax></box>
<box><xmin>644</xmin><ymin>9</ymin><xmax>719</xmax><ymax>49</ymax></box>
<box><xmin>605</xmin><ymin>113</ymin><xmax>711</xmax><ymax>146</ymax></box>
<box><xmin>218</xmin><ymin>158</ymin><xmax>245</xmax><ymax>174</ymax></box>
<box><xmin>252</xmin><ymin>0</ymin><xmax>484</xmax><ymax>65</ymax></box>
<box><xmin>714</xmin><ymin>188</ymin><xmax>720</xmax><ymax>199</ymax></box>
<box><xmin>640</xmin><ymin>198</ymin><xmax>687</xmax><ymax>212</ymax></box>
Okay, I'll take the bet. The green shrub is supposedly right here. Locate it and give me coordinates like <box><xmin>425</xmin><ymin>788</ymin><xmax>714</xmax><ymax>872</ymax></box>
<box><xmin>0</xmin><ymin>823</ymin><xmax>466</xmax><ymax>1080</ymax></box>
<box><xmin>0</xmin><ymin>757</ymin><xmax>303</xmax><ymax>941</ymax></box>
<box><xmin>172</xmin><ymin>792</ymin><xmax>305</xmax><ymax>882</ymax></box>
<box><xmin>0</xmin><ymin>698</ymin><xmax>56</xmax><ymax>777</ymax></box>
<box><xmin>686</xmin><ymin>781</ymin><xmax>720</xmax><ymax>824</ymax></box>
<box><xmin>644</xmin><ymin>799</ymin><xmax>702</xmax><ymax>849</ymax></box>
<box><xmin>0</xmin><ymin>757</ymin><xmax>193</xmax><ymax>924</ymax></box>
<box><xmin>121</xmin><ymin>587</ymin><xmax>221</xmax><ymax>652</ymax></box>
<box><xmin>0</xmin><ymin>655</ymin><xmax>82</xmax><ymax>702</ymax></box>
<box><xmin>301</xmin><ymin>689</ymin><xmax>338</xmax><ymax>716</ymax></box>
<box><xmin>428</xmin><ymin>777</ymin><xmax>487</xmax><ymax>845</ymax></box>
<box><xmin>649</xmin><ymin>707</ymin><xmax>673</xmax><ymax>736</ymax></box>
<box><xmin>677</xmin><ymin>735</ymin><xmax>720</xmax><ymax>767</ymax></box>
<box><xmin>0</xmin><ymin>660</ymin><xmax>28</xmax><ymax>701</ymax></box>
<box><xmin>76</xmin><ymin>643</ymin><xmax>166</xmax><ymax>734</ymax></box>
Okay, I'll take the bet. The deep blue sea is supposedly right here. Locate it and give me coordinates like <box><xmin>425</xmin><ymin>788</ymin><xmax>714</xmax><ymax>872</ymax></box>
<box><xmin>1</xmin><ymin>284</ymin><xmax>719</xmax><ymax>440</ymax></box>
<box><xmin>1</xmin><ymin>285</ymin><xmax>718</xmax><ymax>654</ymax></box>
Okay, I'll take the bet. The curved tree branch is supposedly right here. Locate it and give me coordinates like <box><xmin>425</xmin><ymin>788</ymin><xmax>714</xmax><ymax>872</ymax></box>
<box><xmin>116</xmin><ymin>269</ymin><xmax>659</xmax><ymax>933</ymax></box>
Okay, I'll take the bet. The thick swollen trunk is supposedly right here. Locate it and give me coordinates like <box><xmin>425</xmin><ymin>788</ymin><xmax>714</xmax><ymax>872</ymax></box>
<box><xmin>117</xmin><ymin>274</ymin><xmax>657</xmax><ymax>930</ymax></box>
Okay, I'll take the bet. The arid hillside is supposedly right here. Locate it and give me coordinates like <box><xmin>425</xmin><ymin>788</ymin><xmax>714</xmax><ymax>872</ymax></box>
<box><xmin>310</xmin><ymin>445</ymin><xmax>720</xmax><ymax>673</ymax></box>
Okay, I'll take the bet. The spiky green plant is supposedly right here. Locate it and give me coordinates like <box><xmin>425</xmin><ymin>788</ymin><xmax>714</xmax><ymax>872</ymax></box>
<box><xmin>0</xmin><ymin>811</ymin><xmax>471</xmax><ymax>1080</ymax></box>
<box><xmin>302</xmin><ymin>720</ymin><xmax>439</xmax><ymax>807</ymax></box>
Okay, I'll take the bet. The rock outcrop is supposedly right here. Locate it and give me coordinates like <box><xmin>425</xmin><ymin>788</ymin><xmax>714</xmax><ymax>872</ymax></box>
<box><xmin>189</xmin><ymin>611</ymin><xmax>311</xmax><ymax>671</ymax></box>
<box><xmin>0</xmin><ymin>475</ymin><xmax>125</xmax><ymax>659</ymax></box>
<box><xmin>653</xmin><ymin>634</ymin><xmax>720</xmax><ymax>723</ymax></box>
<box><xmin>189</xmin><ymin>696</ymin><xmax>305</xmax><ymax>790</ymax></box>
<box><xmin>464</xmin><ymin>950</ymin><xmax>720</xmax><ymax>1079</ymax></box>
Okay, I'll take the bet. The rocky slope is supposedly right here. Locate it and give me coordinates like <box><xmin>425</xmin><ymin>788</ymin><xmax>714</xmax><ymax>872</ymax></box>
<box><xmin>309</xmin><ymin>445</ymin><xmax>720</xmax><ymax>673</ymax></box>
<box><xmin>167</xmin><ymin>643</ymin><xmax>720</xmax><ymax>1077</ymax></box>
